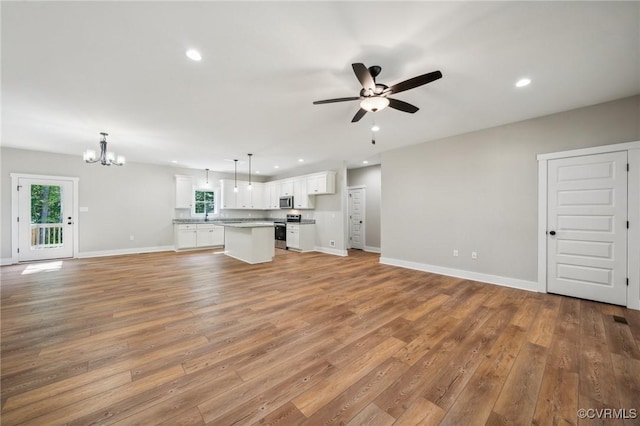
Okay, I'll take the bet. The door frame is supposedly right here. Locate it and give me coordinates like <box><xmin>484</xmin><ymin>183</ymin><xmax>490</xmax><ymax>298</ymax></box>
<box><xmin>347</xmin><ymin>185</ymin><xmax>366</xmax><ymax>250</ymax></box>
<box><xmin>10</xmin><ymin>173</ymin><xmax>79</xmax><ymax>264</ymax></box>
<box><xmin>537</xmin><ymin>141</ymin><xmax>640</xmax><ymax>310</ymax></box>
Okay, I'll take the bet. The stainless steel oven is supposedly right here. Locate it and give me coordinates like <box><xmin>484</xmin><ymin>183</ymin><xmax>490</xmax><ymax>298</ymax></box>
<box><xmin>274</xmin><ymin>214</ymin><xmax>301</xmax><ymax>249</ymax></box>
<box><xmin>274</xmin><ymin>221</ymin><xmax>287</xmax><ymax>249</ymax></box>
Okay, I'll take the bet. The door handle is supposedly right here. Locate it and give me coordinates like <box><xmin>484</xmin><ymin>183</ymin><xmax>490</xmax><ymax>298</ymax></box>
<box><xmin>548</xmin><ymin>230</ymin><xmax>556</xmax><ymax>235</ymax></box>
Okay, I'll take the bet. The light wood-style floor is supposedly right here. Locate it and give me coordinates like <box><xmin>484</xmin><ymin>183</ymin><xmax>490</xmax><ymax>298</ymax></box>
<box><xmin>1</xmin><ymin>249</ymin><xmax>639</xmax><ymax>425</ymax></box>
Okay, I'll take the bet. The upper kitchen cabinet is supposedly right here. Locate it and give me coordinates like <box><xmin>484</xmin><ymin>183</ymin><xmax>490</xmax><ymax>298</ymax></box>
<box><xmin>307</xmin><ymin>172</ymin><xmax>336</xmax><ymax>195</ymax></box>
<box><xmin>220</xmin><ymin>180</ymin><xmax>264</xmax><ymax>209</ymax></box>
<box><xmin>293</xmin><ymin>178</ymin><xmax>314</xmax><ymax>209</ymax></box>
<box><xmin>237</xmin><ymin>182</ymin><xmax>264</xmax><ymax>209</ymax></box>
<box><xmin>264</xmin><ymin>182</ymin><xmax>280</xmax><ymax>210</ymax></box>
<box><xmin>220</xmin><ymin>179</ymin><xmax>237</xmax><ymax>209</ymax></box>
<box><xmin>175</xmin><ymin>175</ymin><xmax>194</xmax><ymax>208</ymax></box>
<box><xmin>280</xmin><ymin>180</ymin><xmax>294</xmax><ymax>197</ymax></box>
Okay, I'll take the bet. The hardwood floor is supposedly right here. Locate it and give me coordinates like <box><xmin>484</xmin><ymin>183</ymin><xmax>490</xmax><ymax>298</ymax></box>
<box><xmin>2</xmin><ymin>249</ymin><xmax>639</xmax><ymax>425</ymax></box>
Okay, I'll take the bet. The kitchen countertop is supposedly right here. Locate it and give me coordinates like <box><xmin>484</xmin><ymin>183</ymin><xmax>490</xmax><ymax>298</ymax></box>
<box><xmin>221</xmin><ymin>222</ymin><xmax>274</xmax><ymax>228</ymax></box>
<box><xmin>173</xmin><ymin>218</ymin><xmax>315</xmax><ymax>224</ymax></box>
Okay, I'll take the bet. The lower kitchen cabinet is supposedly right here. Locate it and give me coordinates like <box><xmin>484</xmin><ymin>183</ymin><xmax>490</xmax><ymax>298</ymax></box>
<box><xmin>286</xmin><ymin>224</ymin><xmax>315</xmax><ymax>252</ymax></box>
<box><xmin>175</xmin><ymin>224</ymin><xmax>224</xmax><ymax>250</ymax></box>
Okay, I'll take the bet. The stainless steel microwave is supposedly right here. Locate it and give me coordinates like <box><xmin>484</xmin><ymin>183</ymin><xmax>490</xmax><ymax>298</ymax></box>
<box><xmin>279</xmin><ymin>196</ymin><xmax>293</xmax><ymax>209</ymax></box>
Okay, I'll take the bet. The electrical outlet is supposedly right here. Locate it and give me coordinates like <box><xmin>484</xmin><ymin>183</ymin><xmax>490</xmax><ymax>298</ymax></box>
<box><xmin>129</xmin><ymin>235</ymin><xmax>135</xmax><ymax>241</ymax></box>
<box><xmin>471</xmin><ymin>251</ymin><xmax>477</xmax><ymax>259</ymax></box>
<box><xmin>453</xmin><ymin>249</ymin><xmax>459</xmax><ymax>257</ymax></box>
<box><xmin>330</xmin><ymin>240</ymin><xmax>336</xmax><ymax>247</ymax></box>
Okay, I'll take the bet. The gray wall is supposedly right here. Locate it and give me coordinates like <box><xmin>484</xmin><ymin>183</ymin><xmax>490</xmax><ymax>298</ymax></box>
<box><xmin>381</xmin><ymin>95</ymin><xmax>640</xmax><ymax>283</ymax></box>
<box><xmin>271</xmin><ymin>160</ymin><xmax>348</xmax><ymax>253</ymax></box>
<box><xmin>0</xmin><ymin>148</ymin><xmax>242</xmax><ymax>259</ymax></box>
<box><xmin>0</xmin><ymin>150</ymin><xmax>346</xmax><ymax>259</ymax></box>
<box><xmin>347</xmin><ymin>165</ymin><xmax>381</xmax><ymax>250</ymax></box>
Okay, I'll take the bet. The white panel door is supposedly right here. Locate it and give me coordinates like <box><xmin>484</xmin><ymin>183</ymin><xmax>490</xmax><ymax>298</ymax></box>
<box><xmin>348</xmin><ymin>188</ymin><xmax>365</xmax><ymax>250</ymax></box>
<box><xmin>547</xmin><ymin>151</ymin><xmax>627</xmax><ymax>305</ymax></box>
<box><xmin>18</xmin><ymin>178</ymin><xmax>75</xmax><ymax>261</ymax></box>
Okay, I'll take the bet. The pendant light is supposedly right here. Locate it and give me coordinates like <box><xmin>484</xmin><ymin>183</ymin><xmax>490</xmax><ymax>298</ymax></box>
<box><xmin>247</xmin><ymin>153</ymin><xmax>253</xmax><ymax>190</ymax></box>
<box><xmin>233</xmin><ymin>159</ymin><xmax>238</xmax><ymax>192</ymax></box>
<box><xmin>205</xmin><ymin>168</ymin><xmax>209</xmax><ymax>185</ymax></box>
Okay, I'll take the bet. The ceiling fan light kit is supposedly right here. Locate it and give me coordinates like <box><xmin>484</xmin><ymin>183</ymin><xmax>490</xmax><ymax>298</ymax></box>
<box><xmin>313</xmin><ymin>63</ymin><xmax>442</xmax><ymax>123</ymax></box>
<box><xmin>360</xmin><ymin>96</ymin><xmax>389</xmax><ymax>112</ymax></box>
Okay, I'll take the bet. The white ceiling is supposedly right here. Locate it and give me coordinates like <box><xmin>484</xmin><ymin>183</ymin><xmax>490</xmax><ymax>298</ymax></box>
<box><xmin>2</xmin><ymin>1</ymin><xmax>639</xmax><ymax>176</ymax></box>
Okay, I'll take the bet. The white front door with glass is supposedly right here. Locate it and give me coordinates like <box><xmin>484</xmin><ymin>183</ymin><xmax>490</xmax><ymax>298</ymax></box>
<box><xmin>17</xmin><ymin>177</ymin><xmax>75</xmax><ymax>261</ymax></box>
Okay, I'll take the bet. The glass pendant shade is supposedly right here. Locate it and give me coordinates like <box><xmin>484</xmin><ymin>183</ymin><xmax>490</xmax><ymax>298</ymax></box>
<box><xmin>360</xmin><ymin>96</ymin><xmax>389</xmax><ymax>112</ymax></box>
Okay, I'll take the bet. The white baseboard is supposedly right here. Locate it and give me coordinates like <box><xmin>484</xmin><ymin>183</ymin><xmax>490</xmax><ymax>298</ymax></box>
<box><xmin>379</xmin><ymin>257</ymin><xmax>538</xmax><ymax>293</ymax></box>
<box><xmin>77</xmin><ymin>245</ymin><xmax>175</xmax><ymax>259</ymax></box>
<box><xmin>364</xmin><ymin>246</ymin><xmax>381</xmax><ymax>253</ymax></box>
<box><xmin>1</xmin><ymin>258</ymin><xmax>14</xmax><ymax>266</ymax></box>
<box><xmin>314</xmin><ymin>246</ymin><xmax>348</xmax><ymax>257</ymax></box>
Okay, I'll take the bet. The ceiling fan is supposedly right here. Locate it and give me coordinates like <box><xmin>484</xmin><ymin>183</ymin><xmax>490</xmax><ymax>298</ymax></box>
<box><xmin>313</xmin><ymin>63</ymin><xmax>442</xmax><ymax>122</ymax></box>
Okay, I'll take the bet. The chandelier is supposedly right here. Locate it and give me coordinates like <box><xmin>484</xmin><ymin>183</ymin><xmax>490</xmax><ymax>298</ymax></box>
<box><xmin>83</xmin><ymin>132</ymin><xmax>125</xmax><ymax>166</ymax></box>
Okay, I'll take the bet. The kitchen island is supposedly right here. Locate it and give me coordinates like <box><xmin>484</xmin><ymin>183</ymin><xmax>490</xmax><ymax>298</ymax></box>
<box><xmin>221</xmin><ymin>222</ymin><xmax>275</xmax><ymax>264</ymax></box>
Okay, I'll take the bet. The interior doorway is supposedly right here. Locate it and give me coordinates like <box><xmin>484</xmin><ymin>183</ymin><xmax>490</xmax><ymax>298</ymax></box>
<box><xmin>11</xmin><ymin>174</ymin><xmax>78</xmax><ymax>262</ymax></box>
<box><xmin>546</xmin><ymin>151</ymin><xmax>627</xmax><ymax>305</ymax></box>
<box><xmin>348</xmin><ymin>187</ymin><xmax>365</xmax><ymax>250</ymax></box>
<box><xmin>537</xmin><ymin>141</ymin><xmax>640</xmax><ymax>310</ymax></box>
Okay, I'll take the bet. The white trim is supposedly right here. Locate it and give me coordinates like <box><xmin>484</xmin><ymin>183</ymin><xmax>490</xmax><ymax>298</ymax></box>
<box><xmin>537</xmin><ymin>141</ymin><xmax>640</xmax><ymax>310</ymax></box>
<box><xmin>628</xmin><ymin>148</ymin><xmax>640</xmax><ymax>310</ymax></box>
<box><xmin>1</xmin><ymin>258</ymin><xmax>14</xmax><ymax>266</ymax></box>
<box><xmin>77</xmin><ymin>245</ymin><xmax>175</xmax><ymax>259</ymax></box>
<box><xmin>314</xmin><ymin>246</ymin><xmax>348</xmax><ymax>257</ymax></box>
<box><xmin>10</xmin><ymin>173</ymin><xmax>79</xmax><ymax>264</ymax></box>
<box><xmin>380</xmin><ymin>257</ymin><xmax>538</xmax><ymax>292</ymax></box>
<box><xmin>537</xmin><ymin>159</ymin><xmax>548</xmax><ymax>293</ymax></box>
<box><xmin>537</xmin><ymin>141</ymin><xmax>640</xmax><ymax>160</ymax></box>
<box><xmin>364</xmin><ymin>246</ymin><xmax>381</xmax><ymax>253</ymax></box>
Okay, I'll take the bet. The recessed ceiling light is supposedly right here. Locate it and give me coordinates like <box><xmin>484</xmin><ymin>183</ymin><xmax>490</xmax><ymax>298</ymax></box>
<box><xmin>363</xmin><ymin>160</ymin><xmax>369</xmax><ymax>164</ymax></box>
<box><xmin>186</xmin><ymin>49</ymin><xmax>202</xmax><ymax>61</ymax></box>
<box><xmin>171</xmin><ymin>160</ymin><xmax>178</xmax><ymax>163</ymax></box>
<box><xmin>298</xmin><ymin>158</ymin><xmax>304</xmax><ymax>163</ymax></box>
<box><xmin>274</xmin><ymin>165</ymin><xmax>279</xmax><ymax>169</ymax></box>
<box><xmin>255</xmin><ymin>170</ymin><xmax>260</xmax><ymax>174</ymax></box>
<box><xmin>515</xmin><ymin>77</ymin><xmax>531</xmax><ymax>88</ymax></box>
<box><xmin>371</xmin><ymin>125</ymin><xmax>380</xmax><ymax>132</ymax></box>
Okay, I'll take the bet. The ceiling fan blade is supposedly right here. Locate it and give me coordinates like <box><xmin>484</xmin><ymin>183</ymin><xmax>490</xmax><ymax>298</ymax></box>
<box><xmin>352</xmin><ymin>63</ymin><xmax>375</xmax><ymax>92</ymax></box>
<box><xmin>313</xmin><ymin>97</ymin><xmax>361</xmax><ymax>105</ymax></box>
<box><xmin>351</xmin><ymin>108</ymin><xmax>367</xmax><ymax>122</ymax></box>
<box><xmin>385</xmin><ymin>70</ymin><xmax>443</xmax><ymax>95</ymax></box>
<box><xmin>388</xmin><ymin>98</ymin><xmax>419</xmax><ymax>113</ymax></box>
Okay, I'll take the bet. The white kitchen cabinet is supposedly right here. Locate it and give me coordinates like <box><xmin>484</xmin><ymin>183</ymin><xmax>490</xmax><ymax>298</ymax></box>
<box><xmin>175</xmin><ymin>224</ymin><xmax>197</xmax><ymax>249</ymax></box>
<box><xmin>175</xmin><ymin>223</ymin><xmax>224</xmax><ymax>250</ymax></box>
<box><xmin>196</xmin><ymin>224</ymin><xmax>224</xmax><ymax>247</ymax></box>
<box><xmin>175</xmin><ymin>175</ymin><xmax>194</xmax><ymax>209</ymax></box>
<box><xmin>220</xmin><ymin>179</ymin><xmax>238</xmax><ymax>209</ymax></box>
<box><xmin>280</xmin><ymin>180</ymin><xmax>294</xmax><ymax>197</ymax></box>
<box><xmin>236</xmin><ymin>182</ymin><xmax>251</xmax><ymax>208</ymax></box>
<box><xmin>221</xmin><ymin>180</ymin><xmax>264</xmax><ymax>209</ymax></box>
<box><xmin>307</xmin><ymin>172</ymin><xmax>336</xmax><ymax>195</ymax></box>
<box><xmin>293</xmin><ymin>178</ymin><xmax>314</xmax><ymax>209</ymax></box>
<box><xmin>286</xmin><ymin>224</ymin><xmax>315</xmax><ymax>252</ymax></box>
<box><xmin>264</xmin><ymin>182</ymin><xmax>280</xmax><ymax>209</ymax></box>
<box><xmin>236</xmin><ymin>182</ymin><xmax>264</xmax><ymax>209</ymax></box>
<box><xmin>249</xmin><ymin>182</ymin><xmax>264</xmax><ymax>209</ymax></box>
